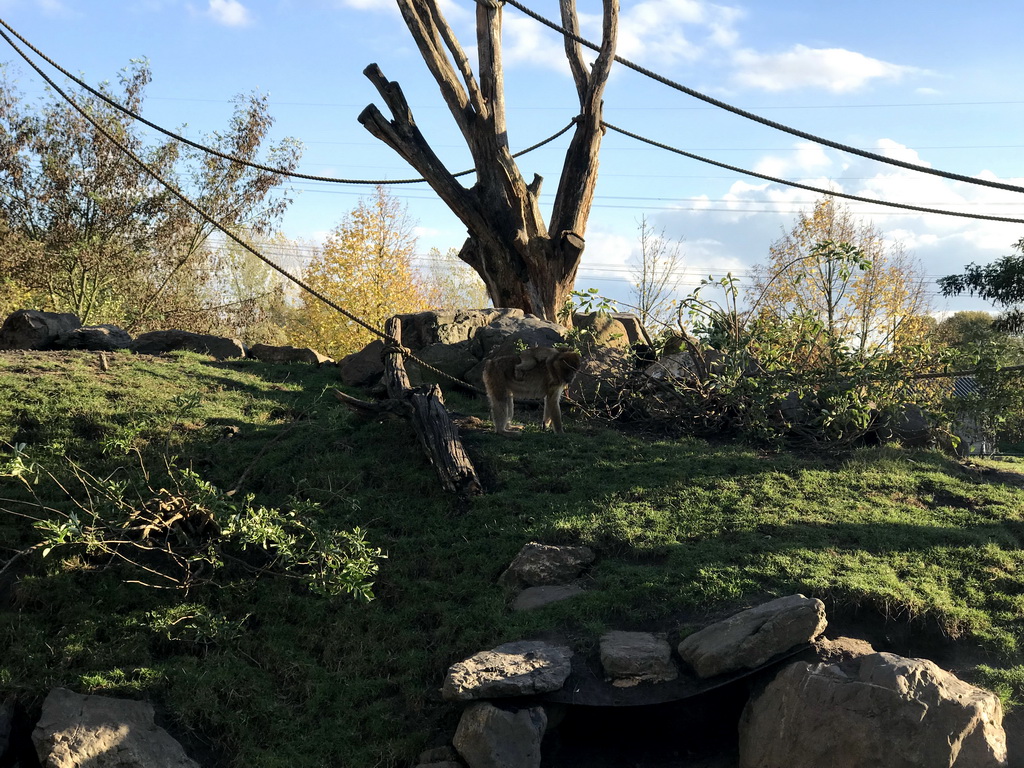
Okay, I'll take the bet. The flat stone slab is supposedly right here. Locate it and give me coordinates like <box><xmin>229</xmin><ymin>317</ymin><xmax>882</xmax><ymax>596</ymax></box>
<box><xmin>513</xmin><ymin>585</ymin><xmax>584</xmax><ymax>612</ymax></box>
<box><xmin>678</xmin><ymin>594</ymin><xmax>827</xmax><ymax>679</ymax></box>
<box><xmin>33</xmin><ymin>688</ymin><xmax>199</xmax><ymax>768</ymax></box>
<box><xmin>497</xmin><ymin>542</ymin><xmax>596</xmax><ymax>588</ymax></box>
<box><xmin>600</xmin><ymin>631</ymin><xmax>677</xmax><ymax>687</ymax></box>
<box><xmin>442</xmin><ymin>640</ymin><xmax>573</xmax><ymax>701</ymax></box>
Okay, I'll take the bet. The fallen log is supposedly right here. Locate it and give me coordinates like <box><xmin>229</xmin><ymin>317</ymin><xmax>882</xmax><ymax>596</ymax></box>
<box><xmin>337</xmin><ymin>317</ymin><xmax>481</xmax><ymax>497</ymax></box>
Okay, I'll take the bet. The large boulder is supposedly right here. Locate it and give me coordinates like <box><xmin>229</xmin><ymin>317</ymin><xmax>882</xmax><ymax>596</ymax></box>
<box><xmin>599</xmin><ymin>631</ymin><xmax>678</xmax><ymax>686</ymax></box>
<box><xmin>876</xmin><ymin>404</ymin><xmax>932</xmax><ymax>448</ymax></box>
<box><xmin>248</xmin><ymin>343</ymin><xmax>333</xmax><ymax>365</ymax></box>
<box><xmin>566</xmin><ymin>346</ymin><xmax>633</xmax><ymax>404</ymax></box>
<box><xmin>571</xmin><ymin>313</ymin><xmax>632</xmax><ymax>352</ymax></box>
<box><xmin>497</xmin><ymin>542</ymin><xmax>595</xmax><ymax>589</ymax></box>
<box><xmin>52</xmin><ymin>324</ymin><xmax>132</xmax><ymax>352</ymax></box>
<box><xmin>442</xmin><ymin>640</ymin><xmax>573</xmax><ymax>701</ymax></box>
<box><xmin>573</xmin><ymin>312</ymin><xmax>651</xmax><ymax>348</ymax></box>
<box><xmin>130</xmin><ymin>329</ymin><xmax>245</xmax><ymax>360</ymax></box>
<box><xmin>398</xmin><ymin>309</ymin><xmax>525</xmax><ymax>349</ymax></box>
<box><xmin>472</xmin><ymin>317</ymin><xmax>567</xmax><ymax>361</ymax></box>
<box><xmin>338</xmin><ymin>339</ymin><xmax>385</xmax><ymax>387</ymax></box>
<box><xmin>738</xmin><ymin>653</ymin><xmax>1008</xmax><ymax>768</ymax></box>
<box><xmin>677</xmin><ymin>594</ymin><xmax>827</xmax><ymax>678</ymax></box>
<box><xmin>340</xmin><ymin>310</ymin><xmax>572</xmax><ymax>390</ymax></box>
<box><xmin>33</xmin><ymin>688</ymin><xmax>200</xmax><ymax>768</ymax></box>
<box><xmin>405</xmin><ymin>340</ymin><xmax>479</xmax><ymax>386</ymax></box>
<box><xmin>454</xmin><ymin>701</ymin><xmax>547</xmax><ymax>768</ymax></box>
<box><xmin>0</xmin><ymin>310</ymin><xmax>81</xmax><ymax>350</ymax></box>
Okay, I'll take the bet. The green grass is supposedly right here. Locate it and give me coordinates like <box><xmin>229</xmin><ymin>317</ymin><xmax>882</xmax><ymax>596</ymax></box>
<box><xmin>2</xmin><ymin>349</ymin><xmax>1024</xmax><ymax>766</ymax></box>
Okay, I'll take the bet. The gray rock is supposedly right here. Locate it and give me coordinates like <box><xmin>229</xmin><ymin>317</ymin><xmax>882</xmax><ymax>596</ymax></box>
<box><xmin>513</xmin><ymin>585</ymin><xmax>584</xmax><ymax>612</ymax></box>
<box><xmin>442</xmin><ymin>640</ymin><xmax>573</xmax><ymax>701</ymax></box>
<box><xmin>571</xmin><ymin>313</ymin><xmax>632</xmax><ymax>352</ymax></box>
<box><xmin>677</xmin><ymin>594</ymin><xmax>827</xmax><ymax>678</ymax></box>
<box><xmin>406</xmin><ymin>340</ymin><xmax>479</xmax><ymax>386</ymax></box>
<box><xmin>248</xmin><ymin>343</ymin><xmax>333</xmax><ymax>365</ymax></box>
<box><xmin>130</xmin><ymin>329</ymin><xmax>245</xmax><ymax>360</ymax></box>
<box><xmin>812</xmin><ymin>635</ymin><xmax>876</xmax><ymax>664</ymax></box>
<box><xmin>479</xmin><ymin>318</ymin><xmax>567</xmax><ymax>361</ymax></box>
<box><xmin>454</xmin><ymin>701</ymin><xmax>547</xmax><ymax>768</ymax></box>
<box><xmin>573</xmin><ymin>311</ymin><xmax>652</xmax><ymax>347</ymax></box>
<box><xmin>0</xmin><ymin>309</ymin><xmax>80</xmax><ymax>350</ymax></box>
<box><xmin>566</xmin><ymin>347</ymin><xmax>632</xmax><ymax>404</ymax></box>
<box><xmin>33</xmin><ymin>688</ymin><xmax>200</xmax><ymax>768</ymax></box>
<box><xmin>738</xmin><ymin>653</ymin><xmax>1008</xmax><ymax>768</ymax></box>
<box><xmin>338</xmin><ymin>339</ymin><xmax>385</xmax><ymax>387</ymax></box>
<box><xmin>600</xmin><ymin>631</ymin><xmax>678</xmax><ymax>686</ymax></box>
<box><xmin>398</xmin><ymin>309</ymin><xmax>524</xmax><ymax>349</ymax></box>
<box><xmin>497</xmin><ymin>542</ymin><xmax>596</xmax><ymax>589</ymax></box>
<box><xmin>52</xmin><ymin>324</ymin><xmax>132</xmax><ymax>351</ymax></box>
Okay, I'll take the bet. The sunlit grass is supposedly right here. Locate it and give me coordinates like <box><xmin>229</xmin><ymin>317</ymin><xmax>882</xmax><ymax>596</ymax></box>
<box><xmin>2</xmin><ymin>351</ymin><xmax>1024</xmax><ymax>766</ymax></box>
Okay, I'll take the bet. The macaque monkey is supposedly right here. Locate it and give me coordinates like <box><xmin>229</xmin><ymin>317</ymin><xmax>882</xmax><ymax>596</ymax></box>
<box><xmin>483</xmin><ymin>347</ymin><xmax>582</xmax><ymax>435</ymax></box>
<box><xmin>513</xmin><ymin>345</ymin><xmax>567</xmax><ymax>381</ymax></box>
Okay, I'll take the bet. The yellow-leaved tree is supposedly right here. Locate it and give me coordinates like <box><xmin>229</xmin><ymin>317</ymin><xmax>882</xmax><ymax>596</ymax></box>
<box><xmin>290</xmin><ymin>187</ymin><xmax>428</xmax><ymax>357</ymax></box>
<box><xmin>749</xmin><ymin>197</ymin><xmax>930</xmax><ymax>364</ymax></box>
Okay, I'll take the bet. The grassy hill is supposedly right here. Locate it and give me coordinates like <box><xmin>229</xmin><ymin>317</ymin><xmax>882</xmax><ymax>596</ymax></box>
<box><xmin>1</xmin><ymin>349</ymin><xmax>1023</xmax><ymax>767</ymax></box>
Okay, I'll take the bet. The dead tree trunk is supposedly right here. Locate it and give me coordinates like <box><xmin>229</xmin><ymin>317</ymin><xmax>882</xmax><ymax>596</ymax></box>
<box><xmin>358</xmin><ymin>0</ymin><xmax>618</xmax><ymax>324</ymax></box>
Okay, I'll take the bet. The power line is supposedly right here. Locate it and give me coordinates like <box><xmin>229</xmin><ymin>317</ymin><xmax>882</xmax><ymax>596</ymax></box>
<box><xmin>501</xmin><ymin>0</ymin><xmax>1024</xmax><ymax>196</ymax></box>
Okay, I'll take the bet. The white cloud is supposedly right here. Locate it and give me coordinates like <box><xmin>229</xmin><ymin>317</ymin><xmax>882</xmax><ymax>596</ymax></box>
<box><xmin>207</xmin><ymin>0</ymin><xmax>251</xmax><ymax>27</ymax></box>
<box><xmin>655</xmin><ymin>136</ymin><xmax>1024</xmax><ymax>314</ymax></box>
<box><xmin>731</xmin><ymin>45</ymin><xmax>923</xmax><ymax>93</ymax></box>
<box><xmin>753</xmin><ymin>142</ymin><xmax>832</xmax><ymax>180</ymax></box>
<box><xmin>615</xmin><ymin>0</ymin><xmax>743</xmax><ymax>67</ymax></box>
<box><xmin>502</xmin><ymin>13</ymin><xmax>569</xmax><ymax>72</ymax></box>
<box><xmin>502</xmin><ymin>0</ymin><xmax>745</xmax><ymax>75</ymax></box>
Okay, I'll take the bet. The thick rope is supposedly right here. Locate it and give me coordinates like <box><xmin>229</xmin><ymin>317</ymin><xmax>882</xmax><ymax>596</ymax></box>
<box><xmin>502</xmin><ymin>0</ymin><xmax>1024</xmax><ymax>196</ymax></box>
<box><xmin>0</xmin><ymin>16</ymin><xmax>575</xmax><ymax>186</ymax></box>
<box><xmin>0</xmin><ymin>23</ymin><xmax>497</xmax><ymax>395</ymax></box>
<box><xmin>603</xmin><ymin>122</ymin><xmax>1024</xmax><ymax>226</ymax></box>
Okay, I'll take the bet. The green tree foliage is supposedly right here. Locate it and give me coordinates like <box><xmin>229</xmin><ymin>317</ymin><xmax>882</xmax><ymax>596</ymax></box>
<box><xmin>938</xmin><ymin>238</ymin><xmax>1024</xmax><ymax>333</ymax></box>
<box><xmin>658</xmin><ymin>199</ymin><xmax>941</xmax><ymax>447</ymax></box>
<box><xmin>289</xmin><ymin>187</ymin><xmax>428</xmax><ymax>357</ymax></box>
<box><xmin>932</xmin><ymin>311</ymin><xmax>997</xmax><ymax>350</ymax></box>
<box><xmin>0</xmin><ymin>59</ymin><xmax>301</xmax><ymax>331</ymax></box>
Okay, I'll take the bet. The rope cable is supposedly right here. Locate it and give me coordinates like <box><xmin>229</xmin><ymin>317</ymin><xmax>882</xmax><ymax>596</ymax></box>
<box><xmin>3</xmin><ymin>16</ymin><xmax>1018</xmax><ymax>225</ymax></box>
<box><xmin>602</xmin><ymin>122</ymin><xmax>1024</xmax><ymax>226</ymax></box>
<box><xmin>502</xmin><ymin>0</ymin><xmax>1024</xmax><ymax>196</ymax></box>
<box><xmin>0</xmin><ymin>16</ymin><xmax>575</xmax><ymax>186</ymax></box>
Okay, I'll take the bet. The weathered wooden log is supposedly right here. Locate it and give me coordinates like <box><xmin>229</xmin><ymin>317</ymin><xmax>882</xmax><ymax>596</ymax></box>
<box><xmin>332</xmin><ymin>389</ymin><xmax>412</xmax><ymax>419</ymax></box>
<box><xmin>382</xmin><ymin>318</ymin><xmax>482</xmax><ymax>497</ymax></box>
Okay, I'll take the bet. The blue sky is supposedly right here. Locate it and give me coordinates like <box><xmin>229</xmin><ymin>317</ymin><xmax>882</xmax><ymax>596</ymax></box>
<box><xmin>1</xmin><ymin>0</ymin><xmax>1023</xmax><ymax>316</ymax></box>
